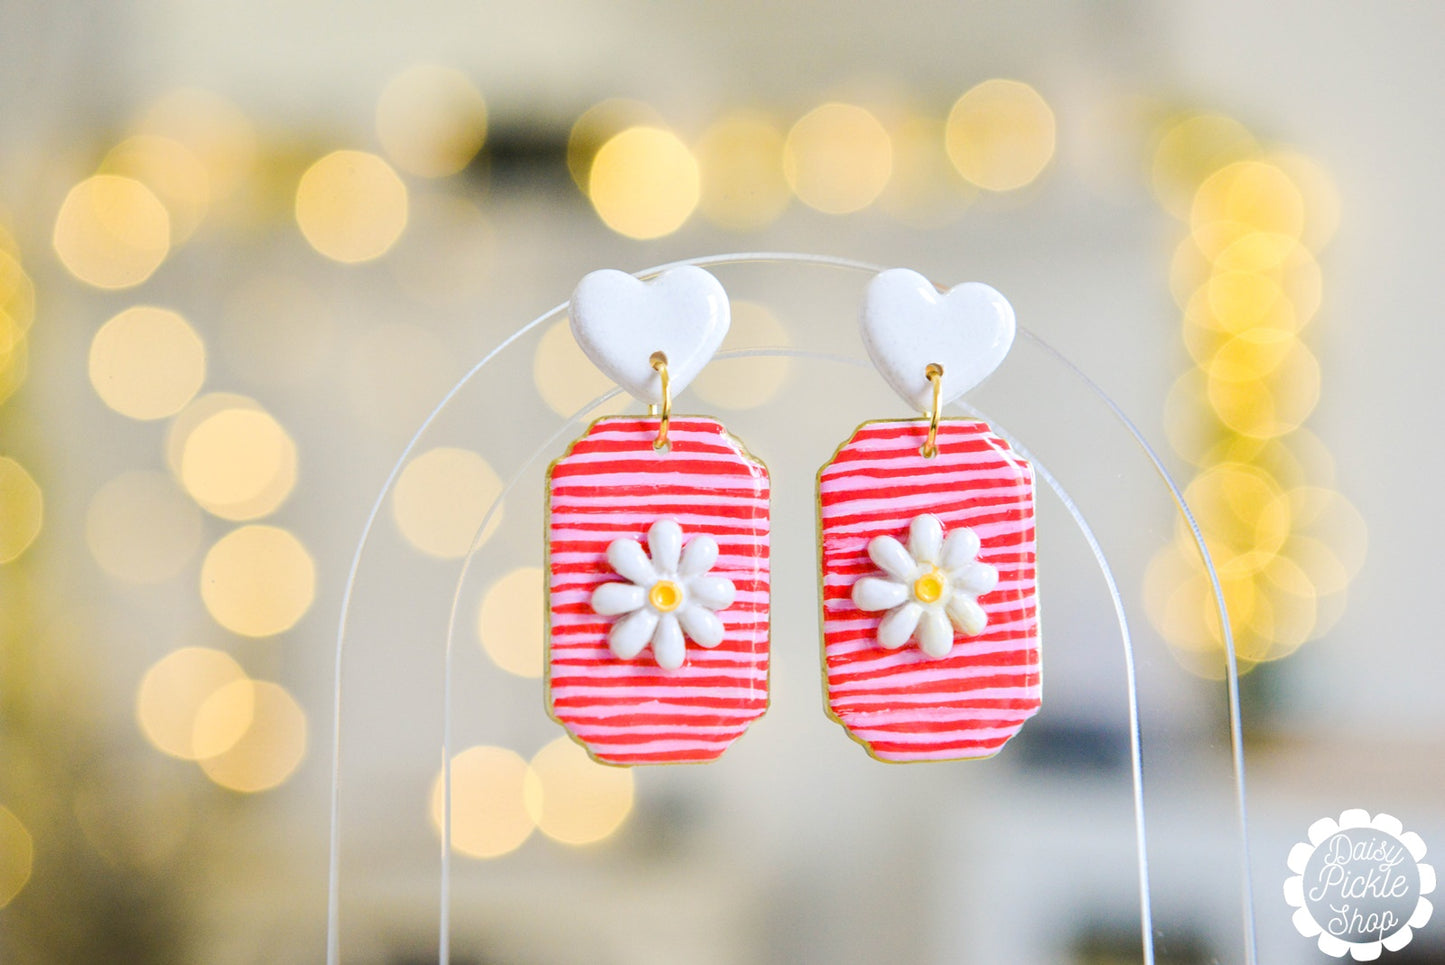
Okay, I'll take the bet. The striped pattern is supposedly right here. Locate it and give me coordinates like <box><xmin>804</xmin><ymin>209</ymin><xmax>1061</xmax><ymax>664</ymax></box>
<box><xmin>547</xmin><ymin>417</ymin><xmax>770</xmax><ymax>765</ymax></box>
<box><xmin>818</xmin><ymin>419</ymin><xmax>1039</xmax><ymax>762</ymax></box>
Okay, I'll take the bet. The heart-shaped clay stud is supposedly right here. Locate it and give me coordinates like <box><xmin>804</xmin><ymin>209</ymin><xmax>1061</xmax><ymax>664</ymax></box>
<box><xmin>860</xmin><ymin>268</ymin><xmax>1016</xmax><ymax>413</ymax></box>
<box><xmin>569</xmin><ymin>266</ymin><xmax>731</xmax><ymax>406</ymax></box>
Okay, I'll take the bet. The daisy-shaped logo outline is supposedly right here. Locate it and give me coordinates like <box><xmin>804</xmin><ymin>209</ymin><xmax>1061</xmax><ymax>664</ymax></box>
<box><xmin>589</xmin><ymin>518</ymin><xmax>736</xmax><ymax>670</ymax></box>
<box><xmin>850</xmin><ymin>513</ymin><xmax>999</xmax><ymax>659</ymax></box>
<box><xmin>1284</xmin><ymin>809</ymin><xmax>1436</xmax><ymax>960</ymax></box>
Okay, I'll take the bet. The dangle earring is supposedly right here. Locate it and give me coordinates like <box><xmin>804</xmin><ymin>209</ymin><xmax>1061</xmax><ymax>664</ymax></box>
<box><xmin>545</xmin><ymin>267</ymin><xmax>770</xmax><ymax>766</ymax></box>
<box><xmin>816</xmin><ymin>268</ymin><xmax>1041</xmax><ymax>763</ymax></box>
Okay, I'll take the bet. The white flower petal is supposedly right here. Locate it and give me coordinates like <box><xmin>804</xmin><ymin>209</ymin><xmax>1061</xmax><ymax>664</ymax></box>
<box><xmin>678</xmin><ymin>534</ymin><xmax>719</xmax><ymax>577</ymax></box>
<box><xmin>951</xmin><ymin>560</ymin><xmax>999</xmax><ymax>596</ymax></box>
<box><xmin>678</xmin><ymin>605</ymin><xmax>725</xmax><ymax>648</ymax></box>
<box><xmin>647</xmin><ymin>519</ymin><xmax>683</xmax><ymax>575</ymax></box>
<box><xmin>687</xmin><ymin>575</ymin><xmax>735</xmax><ymax>611</ymax></box>
<box><xmin>877</xmin><ymin>602</ymin><xmax>922</xmax><ymax>649</ymax></box>
<box><xmin>852</xmin><ymin>576</ymin><xmax>909</xmax><ymax>612</ymax></box>
<box><xmin>918</xmin><ymin>609</ymin><xmax>955</xmax><ymax>658</ymax></box>
<box><xmin>609</xmin><ymin>608</ymin><xmax>658</xmax><ymax>660</ymax></box>
<box><xmin>607</xmin><ymin>538</ymin><xmax>656</xmax><ymax>586</ymax></box>
<box><xmin>941</xmin><ymin>527</ymin><xmax>983</xmax><ymax>570</ymax></box>
<box><xmin>868</xmin><ymin>535</ymin><xmax>917</xmax><ymax>581</ymax></box>
<box><xmin>591</xmin><ymin>581</ymin><xmax>646</xmax><ymax>616</ymax></box>
<box><xmin>908</xmin><ymin>514</ymin><xmax>944</xmax><ymax>565</ymax></box>
<box><xmin>652</xmin><ymin>613</ymin><xmax>685</xmax><ymax>669</ymax></box>
<box><xmin>946</xmin><ymin>594</ymin><xmax>988</xmax><ymax>636</ymax></box>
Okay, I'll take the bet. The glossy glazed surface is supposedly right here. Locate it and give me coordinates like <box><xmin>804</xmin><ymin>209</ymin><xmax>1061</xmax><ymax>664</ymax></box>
<box><xmin>547</xmin><ymin>417</ymin><xmax>770</xmax><ymax>765</ymax></box>
<box><xmin>818</xmin><ymin>418</ymin><xmax>1040</xmax><ymax>762</ymax></box>
<box><xmin>860</xmin><ymin>268</ymin><xmax>1015</xmax><ymax>412</ymax></box>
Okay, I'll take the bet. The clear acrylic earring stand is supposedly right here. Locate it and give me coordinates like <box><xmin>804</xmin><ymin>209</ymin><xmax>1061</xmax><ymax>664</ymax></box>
<box><xmin>325</xmin><ymin>254</ymin><xmax>1257</xmax><ymax>964</ymax></box>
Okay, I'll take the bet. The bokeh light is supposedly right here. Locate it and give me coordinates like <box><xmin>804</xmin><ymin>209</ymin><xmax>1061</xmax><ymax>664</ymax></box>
<box><xmin>0</xmin><ymin>307</ymin><xmax>25</xmax><ymax>405</ymax></box>
<box><xmin>1265</xmin><ymin>151</ymin><xmax>1340</xmax><ymax>251</ymax></box>
<box><xmin>190</xmin><ymin>677</ymin><xmax>257</xmax><ymax>760</ymax></box>
<box><xmin>1155</xmin><ymin>118</ymin><xmax>1358</xmax><ymax>676</ymax></box>
<box><xmin>478</xmin><ymin>567</ymin><xmax>544</xmax><ymax>678</ymax></box>
<box><xmin>295</xmin><ymin>150</ymin><xmax>409</xmax><ymax>263</ymax></box>
<box><xmin>1150</xmin><ymin>113</ymin><xmax>1258</xmax><ymax>220</ymax></box>
<box><xmin>179</xmin><ymin>406</ymin><xmax>297</xmax><ymax>520</ymax></box>
<box><xmin>165</xmin><ymin>393</ymin><xmax>259</xmax><ymax>476</ymax></box>
<box><xmin>88</xmin><ymin>306</ymin><xmax>206</xmax><ymax>420</ymax></box>
<box><xmin>1178</xmin><ymin>462</ymin><xmax>1291</xmax><ymax>577</ymax></box>
<box><xmin>690</xmin><ymin>300</ymin><xmax>792</xmax><ymax>409</ymax></box>
<box><xmin>200</xmin><ymin>525</ymin><xmax>316</xmax><ymax>637</ymax></box>
<box><xmin>567</xmin><ymin>99</ymin><xmax>665</xmax><ymax>192</ymax></box>
<box><xmin>431</xmin><ymin>745</ymin><xmax>534</xmax><ymax>859</ymax></box>
<box><xmin>53</xmin><ymin>175</ymin><xmax>171</xmax><ymax>289</ymax></box>
<box><xmin>101</xmin><ymin>135</ymin><xmax>211</xmax><ymax>242</ymax></box>
<box><xmin>694</xmin><ymin>111</ymin><xmax>791</xmax><ymax>230</ymax></box>
<box><xmin>0</xmin><ymin>806</ymin><xmax>32</xmax><ymax>909</ymax></box>
<box><xmin>1190</xmin><ymin>160</ymin><xmax>1305</xmax><ymax>258</ymax></box>
<box><xmin>532</xmin><ymin>319</ymin><xmax>629</xmax><ymax>418</ymax></box>
<box><xmin>135</xmin><ymin>88</ymin><xmax>257</xmax><ymax>202</ymax></box>
<box><xmin>198</xmin><ymin>681</ymin><xmax>307</xmax><ymax>793</ymax></box>
<box><xmin>1</xmin><ymin>248</ymin><xmax>35</xmax><ymax>332</ymax></box>
<box><xmin>375</xmin><ymin>64</ymin><xmax>488</xmax><ymax>178</ymax></box>
<box><xmin>0</xmin><ymin>456</ymin><xmax>42</xmax><ymax>563</ymax></box>
<box><xmin>1205</xmin><ymin>336</ymin><xmax>1320</xmax><ymax>438</ymax></box>
<box><xmin>782</xmin><ymin>102</ymin><xmax>892</xmax><ymax>214</ymax></box>
<box><xmin>944</xmin><ymin>79</ymin><xmax>1056</xmax><ymax>191</ymax></box>
<box><xmin>523</xmin><ymin>737</ymin><xmax>634</xmax><ymax>846</ymax></box>
<box><xmin>86</xmin><ymin>471</ymin><xmax>203</xmax><ymax>583</ymax></box>
<box><xmin>136</xmin><ymin>647</ymin><xmax>249</xmax><ymax>760</ymax></box>
<box><xmin>391</xmin><ymin>447</ymin><xmax>503</xmax><ymax>559</ymax></box>
<box><xmin>587</xmin><ymin>126</ymin><xmax>700</xmax><ymax>239</ymax></box>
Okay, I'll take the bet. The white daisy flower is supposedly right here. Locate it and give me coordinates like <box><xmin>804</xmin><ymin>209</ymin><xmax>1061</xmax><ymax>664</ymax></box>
<box><xmin>590</xmin><ymin>518</ymin><xmax>736</xmax><ymax>670</ymax></box>
<box><xmin>850</xmin><ymin>514</ymin><xmax>999</xmax><ymax>659</ymax></box>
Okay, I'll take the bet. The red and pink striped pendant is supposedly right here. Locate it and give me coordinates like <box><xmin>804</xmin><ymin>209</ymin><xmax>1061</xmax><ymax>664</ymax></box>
<box><xmin>546</xmin><ymin>416</ymin><xmax>770</xmax><ymax>766</ymax></box>
<box><xmin>818</xmin><ymin>418</ymin><xmax>1040</xmax><ymax>762</ymax></box>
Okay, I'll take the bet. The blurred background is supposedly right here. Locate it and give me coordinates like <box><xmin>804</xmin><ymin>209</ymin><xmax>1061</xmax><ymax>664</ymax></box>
<box><xmin>2</xmin><ymin>1</ymin><xmax>1443</xmax><ymax>962</ymax></box>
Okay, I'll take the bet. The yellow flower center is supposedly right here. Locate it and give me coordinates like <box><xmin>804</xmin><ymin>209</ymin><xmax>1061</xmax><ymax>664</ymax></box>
<box><xmin>649</xmin><ymin>579</ymin><xmax>683</xmax><ymax>612</ymax></box>
<box><xmin>912</xmin><ymin>568</ymin><xmax>946</xmax><ymax>604</ymax></box>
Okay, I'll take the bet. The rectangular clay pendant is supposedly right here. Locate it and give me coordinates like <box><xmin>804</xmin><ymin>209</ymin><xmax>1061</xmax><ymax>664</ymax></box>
<box><xmin>546</xmin><ymin>416</ymin><xmax>770</xmax><ymax>765</ymax></box>
<box><xmin>817</xmin><ymin>418</ymin><xmax>1041</xmax><ymax>762</ymax></box>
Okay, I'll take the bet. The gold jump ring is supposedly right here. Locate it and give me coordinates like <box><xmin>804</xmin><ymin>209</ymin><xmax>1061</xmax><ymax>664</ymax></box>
<box><xmin>922</xmin><ymin>362</ymin><xmax>944</xmax><ymax>458</ymax></box>
<box><xmin>650</xmin><ymin>351</ymin><xmax>671</xmax><ymax>450</ymax></box>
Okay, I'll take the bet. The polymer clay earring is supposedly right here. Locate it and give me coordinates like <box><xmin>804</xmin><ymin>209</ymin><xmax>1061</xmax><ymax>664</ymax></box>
<box><xmin>546</xmin><ymin>267</ymin><xmax>770</xmax><ymax>766</ymax></box>
<box><xmin>816</xmin><ymin>268</ymin><xmax>1041</xmax><ymax>762</ymax></box>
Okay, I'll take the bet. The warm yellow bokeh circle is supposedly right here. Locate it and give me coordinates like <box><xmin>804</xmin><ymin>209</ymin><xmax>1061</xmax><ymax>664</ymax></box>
<box><xmin>179</xmin><ymin>406</ymin><xmax>297</xmax><ymax>520</ymax></box>
<box><xmin>588</xmin><ymin>127</ymin><xmax>700</xmax><ymax>239</ymax></box>
<box><xmin>524</xmin><ymin>737</ymin><xmax>634</xmax><ymax>846</ymax></box>
<box><xmin>0</xmin><ymin>457</ymin><xmax>42</xmax><ymax>563</ymax></box>
<box><xmin>54</xmin><ymin>175</ymin><xmax>171</xmax><ymax>288</ymax></box>
<box><xmin>945</xmin><ymin>79</ymin><xmax>1056</xmax><ymax>192</ymax></box>
<box><xmin>88</xmin><ymin>306</ymin><xmax>206</xmax><ymax>420</ymax></box>
<box><xmin>136</xmin><ymin>647</ymin><xmax>249</xmax><ymax>760</ymax></box>
<box><xmin>197</xmin><ymin>681</ymin><xmax>307</xmax><ymax>793</ymax></box>
<box><xmin>376</xmin><ymin>64</ymin><xmax>488</xmax><ymax>178</ymax></box>
<box><xmin>478</xmin><ymin>567</ymin><xmax>545</xmax><ymax>678</ymax></box>
<box><xmin>431</xmin><ymin>745</ymin><xmax>535</xmax><ymax>859</ymax></box>
<box><xmin>391</xmin><ymin>447</ymin><xmax>503</xmax><ymax>559</ymax></box>
<box><xmin>200</xmin><ymin>525</ymin><xmax>317</xmax><ymax>637</ymax></box>
<box><xmin>783</xmin><ymin>103</ymin><xmax>893</xmax><ymax>214</ymax></box>
<box><xmin>295</xmin><ymin>150</ymin><xmax>408</xmax><ymax>263</ymax></box>
<box><xmin>86</xmin><ymin>470</ymin><xmax>203</xmax><ymax>583</ymax></box>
